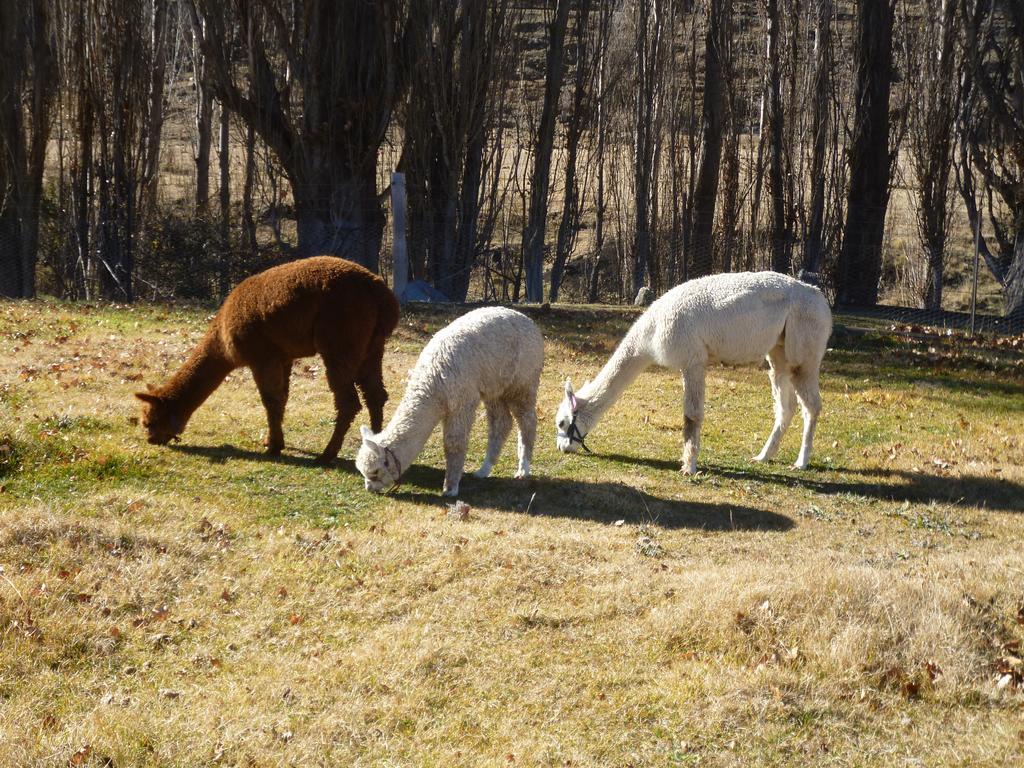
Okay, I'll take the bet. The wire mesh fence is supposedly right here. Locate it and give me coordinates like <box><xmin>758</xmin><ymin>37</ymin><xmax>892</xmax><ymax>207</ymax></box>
<box><xmin>2</xmin><ymin>146</ymin><xmax>1020</xmax><ymax>337</ymax></box>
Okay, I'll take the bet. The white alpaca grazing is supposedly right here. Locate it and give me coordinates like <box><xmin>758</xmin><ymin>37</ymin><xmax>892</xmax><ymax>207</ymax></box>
<box><xmin>555</xmin><ymin>271</ymin><xmax>832</xmax><ymax>473</ymax></box>
<box><xmin>357</xmin><ymin>307</ymin><xmax>544</xmax><ymax>496</ymax></box>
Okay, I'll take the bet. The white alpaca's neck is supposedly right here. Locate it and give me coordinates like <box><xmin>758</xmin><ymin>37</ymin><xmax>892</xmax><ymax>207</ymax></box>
<box><xmin>578</xmin><ymin>327</ymin><xmax>653</xmax><ymax>426</ymax></box>
<box><xmin>377</xmin><ymin>382</ymin><xmax>445</xmax><ymax>473</ymax></box>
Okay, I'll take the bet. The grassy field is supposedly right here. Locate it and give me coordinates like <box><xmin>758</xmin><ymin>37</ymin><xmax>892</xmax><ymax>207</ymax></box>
<box><xmin>1</xmin><ymin>298</ymin><xmax>1023</xmax><ymax>766</ymax></box>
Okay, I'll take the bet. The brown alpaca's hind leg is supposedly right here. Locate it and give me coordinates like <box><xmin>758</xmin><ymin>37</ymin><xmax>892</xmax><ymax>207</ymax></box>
<box><xmin>355</xmin><ymin>339</ymin><xmax>388</xmax><ymax>433</ymax></box>
<box><xmin>316</xmin><ymin>362</ymin><xmax>362</xmax><ymax>466</ymax></box>
<box><xmin>252</xmin><ymin>360</ymin><xmax>291</xmax><ymax>454</ymax></box>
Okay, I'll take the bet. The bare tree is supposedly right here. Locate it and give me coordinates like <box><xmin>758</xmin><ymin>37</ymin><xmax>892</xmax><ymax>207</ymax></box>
<box><xmin>218</xmin><ymin>99</ymin><xmax>231</xmax><ymax>297</ymax></box>
<box><xmin>402</xmin><ymin>0</ymin><xmax>512</xmax><ymax>301</ymax></box>
<box><xmin>189</xmin><ymin>0</ymin><xmax>415</xmax><ymax>270</ymax></box>
<box><xmin>631</xmin><ymin>0</ymin><xmax>668</xmax><ymax>295</ymax></box>
<box><xmin>958</xmin><ymin>0</ymin><xmax>1024</xmax><ymax>318</ymax></box>
<box><xmin>586</xmin><ymin>3</ymin><xmax>614</xmax><ymax>302</ymax></box>
<box><xmin>0</xmin><ymin>0</ymin><xmax>57</xmax><ymax>298</ymax></box>
<box><xmin>85</xmin><ymin>0</ymin><xmax>163</xmax><ymax>301</ymax></box>
<box><xmin>192</xmin><ymin>16</ymin><xmax>214</xmax><ymax>216</ymax></box>
<box><xmin>523</xmin><ymin>0</ymin><xmax>573</xmax><ymax>303</ymax></box>
<box><xmin>718</xmin><ymin>0</ymin><xmax>741</xmax><ymax>274</ymax></box>
<box><xmin>764</xmin><ymin>0</ymin><xmax>789</xmax><ymax>273</ymax></box>
<box><xmin>140</xmin><ymin>0</ymin><xmax>169</xmax><ymax>216</ymax></box>
<box><xmin>906</xmin><ymin>0</ymin><xmax>959</xmax><ymax>310</ymax></box>
<box><xmin>837</xmin><ymin>0</ymin><xmax>896</xmax><ymax>306</ymax></box>
<box><xmin>689</xmin><ymin>0</ymin><xmax>729</xmax><ymax>278</ymax></box>
<box><xmin>801</xmin><ymin>0</ymin><xmax>833</xmax><ymax>276</ymax></box>
<box><xmin>549</xmin><ymin>0</ymin><xmax>594</xmax><ymax>302</ymax></box>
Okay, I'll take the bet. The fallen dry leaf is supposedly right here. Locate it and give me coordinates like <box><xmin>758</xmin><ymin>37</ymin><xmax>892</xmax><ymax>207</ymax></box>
<box><xmin>68</xmin><ymin>745</ymin><xmax>92</xmax><ymax>765</ymax></box>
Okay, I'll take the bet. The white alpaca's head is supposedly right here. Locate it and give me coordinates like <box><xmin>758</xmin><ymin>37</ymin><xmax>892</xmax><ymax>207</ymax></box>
<box><xmin>555</xmin><ymin>378</ymin><xmax>590</xmax><ymax>453</ymax></box>
<box><xmin>356</xmin><ymin>425</ymin><xmax>403</xmax><ymax>493</ymax></box>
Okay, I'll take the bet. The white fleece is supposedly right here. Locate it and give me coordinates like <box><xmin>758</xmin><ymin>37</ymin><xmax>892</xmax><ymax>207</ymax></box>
<box><xmin>358</xmin><ymin>307</ymin><xmax>544</xmax><ymax>496</ymax></box>
<box><xmin>555</xmin><ymin>271</ymin><xmax>832</xmax><ymax>472</ymax></box>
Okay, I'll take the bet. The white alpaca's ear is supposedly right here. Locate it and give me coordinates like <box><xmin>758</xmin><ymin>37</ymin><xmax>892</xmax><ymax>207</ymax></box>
<box><xmin>564</xmin><ymin>378</ymin><xmax>574</xmax><ymax>398</ymax></box>
<box><xmin>360</xmin><ymin>425</ymin><xmax>381</xmax><ymax>451</ymax></box>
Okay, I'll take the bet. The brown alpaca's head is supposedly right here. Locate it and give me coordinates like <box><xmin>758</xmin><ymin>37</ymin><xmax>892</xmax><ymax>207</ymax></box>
<box><xmin>135</xmin><ymin>387</ymin><xmax>185</xmax><ymax>445</ymax></box>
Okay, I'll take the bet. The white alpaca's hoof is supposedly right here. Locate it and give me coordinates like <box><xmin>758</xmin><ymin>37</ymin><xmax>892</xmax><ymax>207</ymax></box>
<box><xmin>514</xmin><ymin>469</ymin><xmax>529</xmax><ymax>480</ymax></box>
<box><xmin>793</xmin><ymin>458</ymin><xmax>809</xmax><ymax>470</ymax></box>
<box><xmin>473</xmin><ymin>464</ymin><xmax>493</xmax><ymax>479</ymax></box>
<box><xmin>442</xmin><ymin>486</ymin><xmax>459</xmax><ymax>497</ymax></box>
<box><xmin>752</xmin><ymin>454</ymin><xmax>768</xmax><ymax>463</ymax></box>
<box><xmin>680</xmin><ymin>464</ymin><xmax>697</xmax><ymax>476</ymax></box>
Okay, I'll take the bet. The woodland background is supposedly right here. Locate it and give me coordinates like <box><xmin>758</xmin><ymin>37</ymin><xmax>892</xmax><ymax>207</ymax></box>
<box><xmin>1</xmin><ymin>0</ymin><xmax>1022</xmax><ymax>318</ymax></box>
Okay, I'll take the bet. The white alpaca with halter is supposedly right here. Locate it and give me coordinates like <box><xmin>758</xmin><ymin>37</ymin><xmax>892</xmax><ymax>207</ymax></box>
<box><xmin>357</xmin><ymin>307</ymin><xmax>544</xmax><ymax>496</ymax></box>
<box><xmin>555</xmin><ymin>271</ymin><xmax>832</xmax><ymax>472</ymax></box>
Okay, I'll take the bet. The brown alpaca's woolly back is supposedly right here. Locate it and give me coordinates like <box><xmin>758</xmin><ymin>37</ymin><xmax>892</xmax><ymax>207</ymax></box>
<box><xmin>137</xmin><ymin>256</ymin><xmax>400</xmax><ymax>460</ymax></box>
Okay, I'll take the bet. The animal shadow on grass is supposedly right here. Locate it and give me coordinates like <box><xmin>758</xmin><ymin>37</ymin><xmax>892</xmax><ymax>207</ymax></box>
<box><xmin>391</xmin><ymin>466</ymin><xmax>793</xmax><ymax>532</ymax></box>
<box><xmin>600</xmin><ymin>452</ymin><xmax>1024</xmax><ymax>513</ymax></box>
<box><xmin>168</xmin><ymin>443</ymin><xmax>790</xmax><ymax>530</ymax></box>
<box><xmin>169</xmin><ymin>442</ymin><xmax>342</xmax><ymax>469</ymax></box>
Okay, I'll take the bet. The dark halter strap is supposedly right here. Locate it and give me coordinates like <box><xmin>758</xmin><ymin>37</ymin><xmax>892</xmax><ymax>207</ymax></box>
<box><xmin>382</xmin><ymin>445</ymin><xmax>403</xmax><ymax>492</ymax></box>
<box><xmin>567</xmin><ymin>411</ymin><xmax>593</xmax><ymax>454</ymax></box>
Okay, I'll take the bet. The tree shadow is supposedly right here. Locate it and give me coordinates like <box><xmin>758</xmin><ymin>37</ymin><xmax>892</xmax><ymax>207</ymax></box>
<box><xmin>597</xmin><ymin>451</ymin><xmax>1024</xmax><ymax>513</ymax></box>
<box><xmin>388</xmin><ymin>466</ymin><xmax>793</xmax><ymax>532</ymax></box>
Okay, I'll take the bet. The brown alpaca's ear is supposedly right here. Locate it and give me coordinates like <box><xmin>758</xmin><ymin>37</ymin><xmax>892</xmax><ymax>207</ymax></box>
<box><xmin>135</xmin><ymin>391</ymin><xmax>161</xmax><ymax>404</ymax></box>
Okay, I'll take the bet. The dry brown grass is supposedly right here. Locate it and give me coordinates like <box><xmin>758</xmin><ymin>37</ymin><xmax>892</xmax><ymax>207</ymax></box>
<box><xmin>2</xmin><ymin>299</ymin><xmax>1023</xmax><ymax>766</ymax></box>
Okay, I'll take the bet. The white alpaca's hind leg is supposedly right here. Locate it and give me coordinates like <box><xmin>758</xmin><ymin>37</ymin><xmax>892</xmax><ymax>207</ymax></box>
<box><xmin>442</xmin><ymin>404</ymin><xmax>476</xmax><ymax>496</ymax></box>
<box><xmin>754</xmin><ymin>349</ymin><xmax>796</xmax><ymax>464</ymax></box>
<box><xmin>792</xmin><ymin>368</ymin><xmax>822</xmax><ymax>469</ymax></box>
<box><xmin>681</xmin><ymin>366</ymin><xmax>705</xmax><ymax>474</ymax></box>
<box><xmin>509</xmin><ymin>393</ymin><xmax>537</xmax><ymax>479</ymax></box>
<box><xmin>475</xmin><ymin>400</ymin><xmax>513</xmax><ymax>478</ymax></box>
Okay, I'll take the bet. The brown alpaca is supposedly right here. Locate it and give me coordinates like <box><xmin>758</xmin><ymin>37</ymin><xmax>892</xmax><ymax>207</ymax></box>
<box><xmin>135</xmin><ymin>256</ymin><xmax>400</xmax><ymax>465</ymax></box>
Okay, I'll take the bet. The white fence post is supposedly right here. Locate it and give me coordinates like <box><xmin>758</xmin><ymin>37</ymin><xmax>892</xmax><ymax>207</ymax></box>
<box><xmin>391</xmin><ymin>171</ymin><xmax>408</xmax><ymax>302</ymax></box>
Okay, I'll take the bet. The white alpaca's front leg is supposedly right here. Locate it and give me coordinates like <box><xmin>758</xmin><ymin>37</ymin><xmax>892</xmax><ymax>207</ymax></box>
<box><xmin>510</xmin><ymin>395</ymin><xmax>537</xmax><ymax>479</ymax></box>
<box><xmin>442</xmin><ymin>405</ymin><xmax>475</xmax><ymax>496</ymax></box>
<box><xmin>680</xmin><ymin>366</ymin><xmax>705</xmax><ymax>475</ymax></box>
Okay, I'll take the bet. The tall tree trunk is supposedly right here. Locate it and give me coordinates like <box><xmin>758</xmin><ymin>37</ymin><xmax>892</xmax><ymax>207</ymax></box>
<box><xmin>242</xmin><ymin>122</ymin><xmax>257</xmax><ymax>257</ymax></box>
<box><xmin>689</xmin><ymin>0</ymin><xmax>728</xmax><ymax>278</ymax></box>
<box><xmin>523</xmin><ymin>0</ymin><xmax>572</xmax><ymax>303</ymax></box>
<box><xmin>292</xmin><ymin>166</ymin><xmax>384</xmax><ymax>271</ymax></box>
<box><xmin>957</xmin><ymin>0</ymin><xmax>1024</xmax><ymax>318</ymax></box>
<box><xmin>765</xmin><ymin>0</ymin><xmax>788</xmax><ymax>273</ymax></box>
<box><xmin>837</xmin><ymin>0</ymin><xmax>895</xmax><ymax>306</ymax></box>
<box><xmin>632</xmin><ymin>0</ymin><xmax>664</xmax><ymax>296</ymax></box>
<box><xmin>73</xmin><ymin>0</ymin><xmax>93</xmax><ymax>299</ymax></box>
<box><xmin>802</xmin><ymin>0</ymin><xmax>832</xmax><ymax>275</ymax></box>
<box><xmin>141</xmin><ymin>0</ymin><xmax>168</xmax><ymax>217</ymax></box>
<box><xmin>0</xmin><ymin>0</ymin><xmax>56</xmax><ymax>298</ymax></box>
<box><xmin>193</xmin><ymin>23</ymin><xmax>213</xmax><ymax>216</ymax></box>
<box><xmin>919</xmin><ymin>0</ymin><xmax>958</xmax><ymax>310</ymax></box>
<box><xmin>718</xmin><ymin>0</ymin><xmax>739</xmax><ymax>274</ymax></box>
<box><xmin>550</xmin><ymin>0</ymin><xmax>593</xmax><ymax>302</ymax></box>
<box><xmin>218</xmin><ymin>101</ymin><xmax>231</xmax><ymax>297</ymax></box>
<box><xmin>586</xmin><ymin>5</ymin><xmax>612</xmax><ymax>302</ymax></box>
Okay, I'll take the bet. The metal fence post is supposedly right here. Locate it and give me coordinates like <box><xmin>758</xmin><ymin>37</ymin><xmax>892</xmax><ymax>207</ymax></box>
<box><xmin>391</xmin><ymin>171</ymin><xmax>408</xmax><ymax>302</ymax></box>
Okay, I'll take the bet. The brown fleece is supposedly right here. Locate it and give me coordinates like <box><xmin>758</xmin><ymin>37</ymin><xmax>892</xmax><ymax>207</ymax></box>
<box><xmin>136</xmin><ymin>256</ymin><xmax>400</xmax><ymax>465</ymax></box>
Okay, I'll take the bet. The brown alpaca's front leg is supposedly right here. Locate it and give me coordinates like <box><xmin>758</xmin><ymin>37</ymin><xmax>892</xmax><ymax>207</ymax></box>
<box><xmin>317</xmin><ymin>366</ymin><xmax>362</xmax><ymax>466</ymax></box>
<box><xmin>252</xmin><ymin>361</ymin><xmax>291</xmax><ymax>455</ymax></box>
